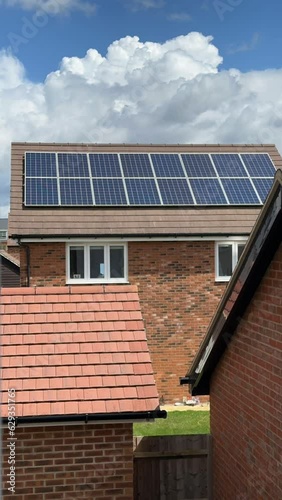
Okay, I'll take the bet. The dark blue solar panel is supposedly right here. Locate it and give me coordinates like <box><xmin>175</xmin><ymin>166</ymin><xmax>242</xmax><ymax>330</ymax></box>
<box><xmin>252</xmin><ymin>178</ymin><xmax>274</xmax><ymax>203</ymax></box>
<box><xmin>25</xmin><ymin>178</ymin><xmax>59</xmax><ymax>205</ymax></box>
<box><xmin>89</xmin><ymin>154</ymin><xmax>122</xmax><ymax>177</ymax></box>
<box><xmin>182</xmin><ymin>154</ymin><xmax>216</xmax><ymax>177</ymax></box>
<box><xmin>241</xmin><ymin>154</ymin><xmax>276</xmax><ymax>177</ymax></box>
<box><xmin>25</xmin><ymin>152</ymin><xmax>57</xmax><ymax>177</ymax></box>
<box><xmin>221</xmin><ymin>179</ymin><xmax>260</xmax><ymax>204</ymax></box>
<box><xmin>120</xmin><ymin>154</ymin><xmax>153</xmax><ymax>177</ymax></box>
<box><xmin>151</xmin><ymin>154</ymin><xmax>185</xmax><ymax>177</ymax></box>
<box><xmin>60</xmin><ymin>178</ymin><xmax>93</xmax><ymax>205</ymax></box>
<box><xmin>125</xmin><ymin>179</ymin><xmax>160</xmax><ymax>205</ymax></box>
<box><xmin>190</xmin><ymin>179</ymin><xmax>227</xmax><ymax>205</ymax></box>
<box><xmin>58</xmin><ymin>153</ymin><xmax>89</xmax><ymax>177</ymax></box>
<box><xmin>158</xmin><ymin>179</ymin><xmax>194</xmax><ymax>205</ymax></box>
<box><xmin>93</xmin><ymin>179</ymin><xmax>127</xmax><ymax>205</ymax></box>
<box><xmin>212</xmin><ymin>154</ymin><xmax>247</xmax><ymax>177</ymax></box>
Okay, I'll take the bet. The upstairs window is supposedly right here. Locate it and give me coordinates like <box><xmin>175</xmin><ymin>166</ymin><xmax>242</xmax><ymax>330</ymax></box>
<box><xmin>67</xmin><ymin>243</ymin><xmax>127</xmax><ymax>283</ymax></box>
<box><xmin>215</xmin><ymin>241</ymin><xmax>246</xmax><ymax>281</ymax></box>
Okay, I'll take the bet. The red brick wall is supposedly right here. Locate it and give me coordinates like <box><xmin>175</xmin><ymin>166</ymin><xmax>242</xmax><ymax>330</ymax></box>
<box><xmin>2</xmin><ymin>423</ymin><xmax>133</xmax><ymax>499</ymax></box>
<box><xmin>19</xmin><ymin>241</ymin><xmax>226</xmax><ymax>402</ymax></box>
<box><xmin>128</xmin><ymin>241</ymin><xmax>225</xmax><ymax>402</ymax></box>
<box><xmin>210</xmin><ymin>242</ymin><xmax>282</xmax><ymax>500</ymax></box>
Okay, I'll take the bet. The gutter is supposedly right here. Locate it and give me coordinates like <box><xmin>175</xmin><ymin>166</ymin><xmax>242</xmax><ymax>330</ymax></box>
<box><xmin>2</xmin><ymin>410</ymin><xmax>167</xmax><ymax>427</ymax></box>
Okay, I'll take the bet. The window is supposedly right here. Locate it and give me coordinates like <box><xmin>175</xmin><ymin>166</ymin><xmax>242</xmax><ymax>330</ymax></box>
<box><xmin>67</xmin><ymin>243</ymin><xmax>127</xmax><ymax>283</ymax></box>
<box><xmin>215</xmin><ymin>241</ymin><xmax>246</xmax><ymax>281</ymax></box>
<box><xmin>0</xmin><ymin>230</ymin><xmax>7</xmax><ymax>240</ymax></box>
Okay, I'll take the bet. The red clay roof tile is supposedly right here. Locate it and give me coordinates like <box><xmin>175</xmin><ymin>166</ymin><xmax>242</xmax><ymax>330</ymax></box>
<box><xmin>1</xmin><ymin>285</ymin><xmax>159</xmax><ymax>418</ymax></box>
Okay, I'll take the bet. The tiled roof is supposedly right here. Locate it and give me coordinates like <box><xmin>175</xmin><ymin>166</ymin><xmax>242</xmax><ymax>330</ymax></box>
<box><xmin>0</xmin><ymin>249</ymin><xmax>20</xmax><ymax>267</ymax></box>
<box><xmin>1</xmin><ymin>285</ymin><xmax>159</xmax><ymax>418</ymax></box>
<box><xmin>9</xmin><ymin>143</ymin><xmax>282</xmax><ymax>238</ymax></box>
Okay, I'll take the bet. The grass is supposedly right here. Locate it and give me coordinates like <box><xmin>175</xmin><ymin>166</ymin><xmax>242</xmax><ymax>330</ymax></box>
<box><xmin>133</xmin><ymin>411</ymin><xmax>210</xmax><ymax>436</ymax></box>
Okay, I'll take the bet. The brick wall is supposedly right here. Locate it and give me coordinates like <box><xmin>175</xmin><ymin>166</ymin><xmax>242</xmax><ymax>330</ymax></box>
<box><xmin>128</xmin><ymin>241</ymin><xmax>225</xmax><ymax>402</ymax></box>
<box><xmin>19</xmin><ymin>241</ymin><xmax>226</xmax><ymax>402</ymax></box>
<box><xmin>2</xmin><ymin>423</ymin><xmax>133</xmax><ymax>499</ymax></box>
<box><xmin>210</xmin><ymin>242</ymin><xmax>282</xmax><ymax>500</ymax></box>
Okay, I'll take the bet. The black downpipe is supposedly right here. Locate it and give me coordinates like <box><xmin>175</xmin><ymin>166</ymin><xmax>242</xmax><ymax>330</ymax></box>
<box><xmin>18</xmin><ymin>240</ymin><xmax>30</xmax><ymax>286</ymax></box>
<box><xmin>2</xmin><ymin>410</ymin><xmax>167</xmax><ymax>427</ymax></box>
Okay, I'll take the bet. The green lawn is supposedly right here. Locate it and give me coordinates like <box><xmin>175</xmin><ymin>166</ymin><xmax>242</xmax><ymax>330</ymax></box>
<box><xmin>133</xmin><ymin>411</ymin><xmax>210</xmax><ymax>436</ymax></box>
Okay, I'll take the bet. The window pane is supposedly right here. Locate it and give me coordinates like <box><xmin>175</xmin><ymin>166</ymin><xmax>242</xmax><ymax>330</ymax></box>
<box><xmin>110</xmin><ymin>246</ymin><xmax>124</xmax><ymax>278</ymax></box>
<box><xmin>218</xmin><ymin>244</ymin><xmax>232</xmax><ymax>277</ymax></box>
<box><xmin>237</xmin><ymin>244</ymin><xmax>245</xmax><ymax>261</ymax></box>
<box><xmin>70</xmin><ymin>246</ymin><xmax>84</xmax><ymax>279</ymax></box>
<box><xmin>90</xmin><ymin>247</ymin><xmax>104</xmax><ymax>278</ymax></box>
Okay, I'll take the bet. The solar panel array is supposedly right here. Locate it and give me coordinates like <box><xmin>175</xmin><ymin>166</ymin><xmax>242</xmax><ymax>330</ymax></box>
<box><xmin>24</xmin><ymin>152</ymin><xmax>276</xmax><ymax>207</ymax></box>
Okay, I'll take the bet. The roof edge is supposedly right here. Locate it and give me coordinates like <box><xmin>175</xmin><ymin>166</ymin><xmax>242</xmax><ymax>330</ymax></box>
<box><xmin>185</xmin><ymin>169</ymin><xmax>282</xmax><ymax>395</ymax></box>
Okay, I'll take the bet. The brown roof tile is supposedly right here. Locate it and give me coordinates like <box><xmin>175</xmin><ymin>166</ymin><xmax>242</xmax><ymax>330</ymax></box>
<box><xmin>9</xmin><ymin>143</ymin><xmax>282</xmax><ymax>238</ymax></box>
<box><xmin>1</xmin><ymin>284</ymin><xmax>159</xmax><ymax>418</ymax></box>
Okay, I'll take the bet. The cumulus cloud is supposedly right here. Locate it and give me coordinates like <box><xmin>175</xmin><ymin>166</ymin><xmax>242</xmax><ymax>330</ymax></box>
<box><xmin>0</xmin><ymin>0</ymin><xmax>96</xmax><ymax>14</ymax></box>
<box><xmin>1</xmin><ymin>32</ymin><xmax>282</xmax><ymax>215</ymax></box>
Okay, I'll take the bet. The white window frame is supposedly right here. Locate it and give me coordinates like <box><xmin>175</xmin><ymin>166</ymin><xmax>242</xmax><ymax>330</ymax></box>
<box><xmin>0</xmin><ymin>230</ymin><xmax>7</xmax><ymax>240</ymax></box>
<box><xmin>215</xmin><ymin>240</ymin><xmax>247</xmax><ymax>282</ymax></box>
<box><xmin>66</xmin><ymin>242</ymin><xmax>128</xmax><ymax>284</ymax></box>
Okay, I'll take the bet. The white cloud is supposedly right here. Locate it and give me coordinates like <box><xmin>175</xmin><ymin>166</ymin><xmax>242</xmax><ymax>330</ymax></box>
<box><xmin>122</xmin><ymin>0</ymin><xmax>165</xmax><ymax>11</ymax></box>
<box><xmin>0</xmin><ymin>0</ymin><xmax>96</xmax><ymax>14</ymax></box>
<box><xmin>227</xmin><ymin>32</ymin><xmax>260</xmax><ymax>55</ymax></box>
<box><xmin>1</xmin><ymin>32</ymin><xmax>282</xmax><ymax>214</ymax></box>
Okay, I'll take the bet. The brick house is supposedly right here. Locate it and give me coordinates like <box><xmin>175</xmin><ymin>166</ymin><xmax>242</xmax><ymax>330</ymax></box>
<box><xmin>0</xmin><ymin>249</ymin><xmax>20</xmax><ymax>287</ymax></box>
<box><xmin>183</xmin><ymin>170</ymin><xmax>282</xmax><ymax>499</ymax></box>
<box><xmin>1</xmin><ymin>285</ymin><xmax>164</xmax><ymax>499</ymax></box>
<box><xmin>8</xmin><ymin>142</ymin><xmax>281</xmax><ymax>402</ymax></box>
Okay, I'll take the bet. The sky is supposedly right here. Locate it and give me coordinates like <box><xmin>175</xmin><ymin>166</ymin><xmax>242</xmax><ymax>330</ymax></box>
<box><xmin>1</xmin><ymin>0</ymin><xmax>282</xmax><ymax>215</ymax></box>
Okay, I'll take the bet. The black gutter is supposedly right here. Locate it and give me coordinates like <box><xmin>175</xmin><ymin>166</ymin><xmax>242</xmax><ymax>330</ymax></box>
<box><xmin>2</xmin><ymin>410</ymin><xmax>167</xmax><ymax>427</ymax></box>
<box><xmin>12</xmin><ymin>232</ymin><xmax>251</xmax><ymax>240</ymax></box>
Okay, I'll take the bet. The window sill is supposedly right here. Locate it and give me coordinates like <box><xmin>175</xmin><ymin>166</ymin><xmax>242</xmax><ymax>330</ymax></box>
<box><xmin>66</xmin><ymin>279</ymin><xmax>129</xmax><ymax>285</ymax></box>
<box><xmin>215</xmin><ymin>277</ymin><xmax>231</xmax><ymax>283</ymax></box>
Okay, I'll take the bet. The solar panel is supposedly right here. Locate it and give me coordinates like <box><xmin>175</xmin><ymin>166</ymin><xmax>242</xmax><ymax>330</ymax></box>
<box><xmin>93</xmin><ymin>179</ymin><xmax>127</xmax><ymax>205</ymax></box>
<box><xmin>241</xmin><ymin>154</ymin><xmax>276</xmax><ymax>177</ymax></box>
<box><xmin>151</xmin><ymin>154</ymin><xmax>185</xmax><ymax>177</ymax></box>
<box><xmin>221</xmin><ymin>179</ymin><xmax>260</xmax><ymax>204</ymax></box>
<box><xmin>120</xmin><ymin>154</ymin><xmax>153</xmax><ymax>177</ymax></box>
<box><xmin>58</xmin><ymin>153</ymin><xmax>89</xmax><ymax>177</ymax></box>
<box><xmin>125</xmin><ymin>179</ymin><xmax>160</xmax><ymax>205</ymax></box>
<box><xmin>25</xmin><ymin>178</ymin><xmax>59</xmax><ymax>205</ymax></box>
<box><xmin>190</xmin><ymin>179</ymin><xmax>227</xmax><ymax>205</ymax></box>
<box><xmin>182</xmin><ymin>154</ymin><xmax>216</xmax><ymax>177</ymax></box>
<box><xmin>252</xmin><ymin>178</ymin><xmax>274</xmax><ymax>202</ymax></box>
<box><xmin>60</xmin><ymin>178</ymin><xmax>93</xmax><ymax>205</ymax></box>
<box><xmin>25</xmin><ymin>152</ymin><xmax>57</xmax><ymax>177</ymax></box>
<box><xmin>212</xmin><ymin>154</ymin><xmax>247</xmax><ymax>177</ymax></box>
<box><xmin>158</xmin><ymin>179</ymin><xmax>194</xmax><ymax>205</ymax></box>
<box><xmin>89</xmin><ymin>154</ymin><xmax>122</xmax><ymax>177</ymax></box>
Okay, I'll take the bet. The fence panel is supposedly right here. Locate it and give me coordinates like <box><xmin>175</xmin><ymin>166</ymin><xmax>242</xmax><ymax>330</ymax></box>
<box><xmin>134</xmin><ymin>434</ymin><xmax>211</xmax><ymax>500</ymax></box>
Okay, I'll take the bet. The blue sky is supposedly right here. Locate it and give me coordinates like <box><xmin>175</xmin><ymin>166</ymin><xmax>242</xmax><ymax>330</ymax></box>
<box><xmin>1</xmin><ymin>0</ymin><xmax>281</xmax><ymax>81</ymax></box>
<box><xmin>1</xmin><ymin>0</ymin><xmax>282</xmax><ymax>216</ymax></box>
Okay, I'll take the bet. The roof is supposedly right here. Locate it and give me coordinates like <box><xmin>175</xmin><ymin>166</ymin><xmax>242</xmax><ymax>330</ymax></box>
<box><xmin>0</xmin><ymin>249</ymin><xmax>20</xmax><ymax>267</ymax></box>
<box><xmin>182</xmin><ymin>169</ymin><xmax>282</xmax><ymax>395</ymax></box>
<box><xmin>1</xmin><ymin>284</ymin><xmax>160</xmax><ymax>422</ymax></box>
<box><xmin>9</xmin><ymin>143</ymin><xmax>282</xmax><ymax>239</ymax></box>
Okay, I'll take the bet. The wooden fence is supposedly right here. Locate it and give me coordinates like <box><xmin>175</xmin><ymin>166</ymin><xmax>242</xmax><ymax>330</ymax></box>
<box><xmin>133</xmin><ymin>434</ymin><xmax>212</xmax><ymax>500</ymax></box>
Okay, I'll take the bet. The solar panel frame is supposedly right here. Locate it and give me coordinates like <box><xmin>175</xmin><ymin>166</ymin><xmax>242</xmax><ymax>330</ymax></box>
<box><xmin>211</xmin><ymin>154</ymin><xmax>247</xmax><ymax>178</ymax></box>
<box><xmin>120</xmin><ymin>154</ymin><xmax>154</xmax><ymax>178</ymax></box>
<box><xmin>89</xmin><ymin>153</ymin><xmax>122</xmax><ymax>178</ymax></box>
<box><xmin>58</xmin><ymin>153</ymin><xmax>90</xmax><ymax>178</ymax></box>
<box><xmin>25</xmin><ymin>178</ymin><xmax>59</xmax><ymax>206</ymax></box>
<box><xmin>151</xmin><ymin>154</ymin><xmax>185</xmax><ymax>178</ymax></box>
<box><xmin>125</xmin><ymin>178</ymin><xmax>161</xmax><ymax>205</ymax></box>
<box><xmin>252</xmin><ymin>178</ymin><xmax>274</xmax><ymax>203</ymax></box>
<box><xmin>93</xmin><ymin>178</ymin><xmax>128</xmax><ymax>205</ymax></box>
<box><xmin>157</xmin><ymin>178</ymin><xmax>194</xmax><ymax>205</ymax></box>
<box><xmin>181</xmin><ymin>154</ymin><xmax>217</xmax><ymax>178</ymax></box>
<box><xmin>190</xmin><ymin>178</ymin><xmax>228</xmax><ymax>205</ymax></box>
<box><xmin>221</xmin><ymin>178</ymin><xmax>261</xmax><ymax>205</ymax></box>
<box><xmin>25</xmin><ymin>152</ymin><xmax>57</xmax><ymax>178</ymax></box>
<box><xmin>60</xmin><ymin>178</ymin><xmax>93</xmax><ymax>205</ymax></box>
<box><xmin>240</xmin><ymin>153</ymin><xmax>276</xmax><ymax>177</ymax></box>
